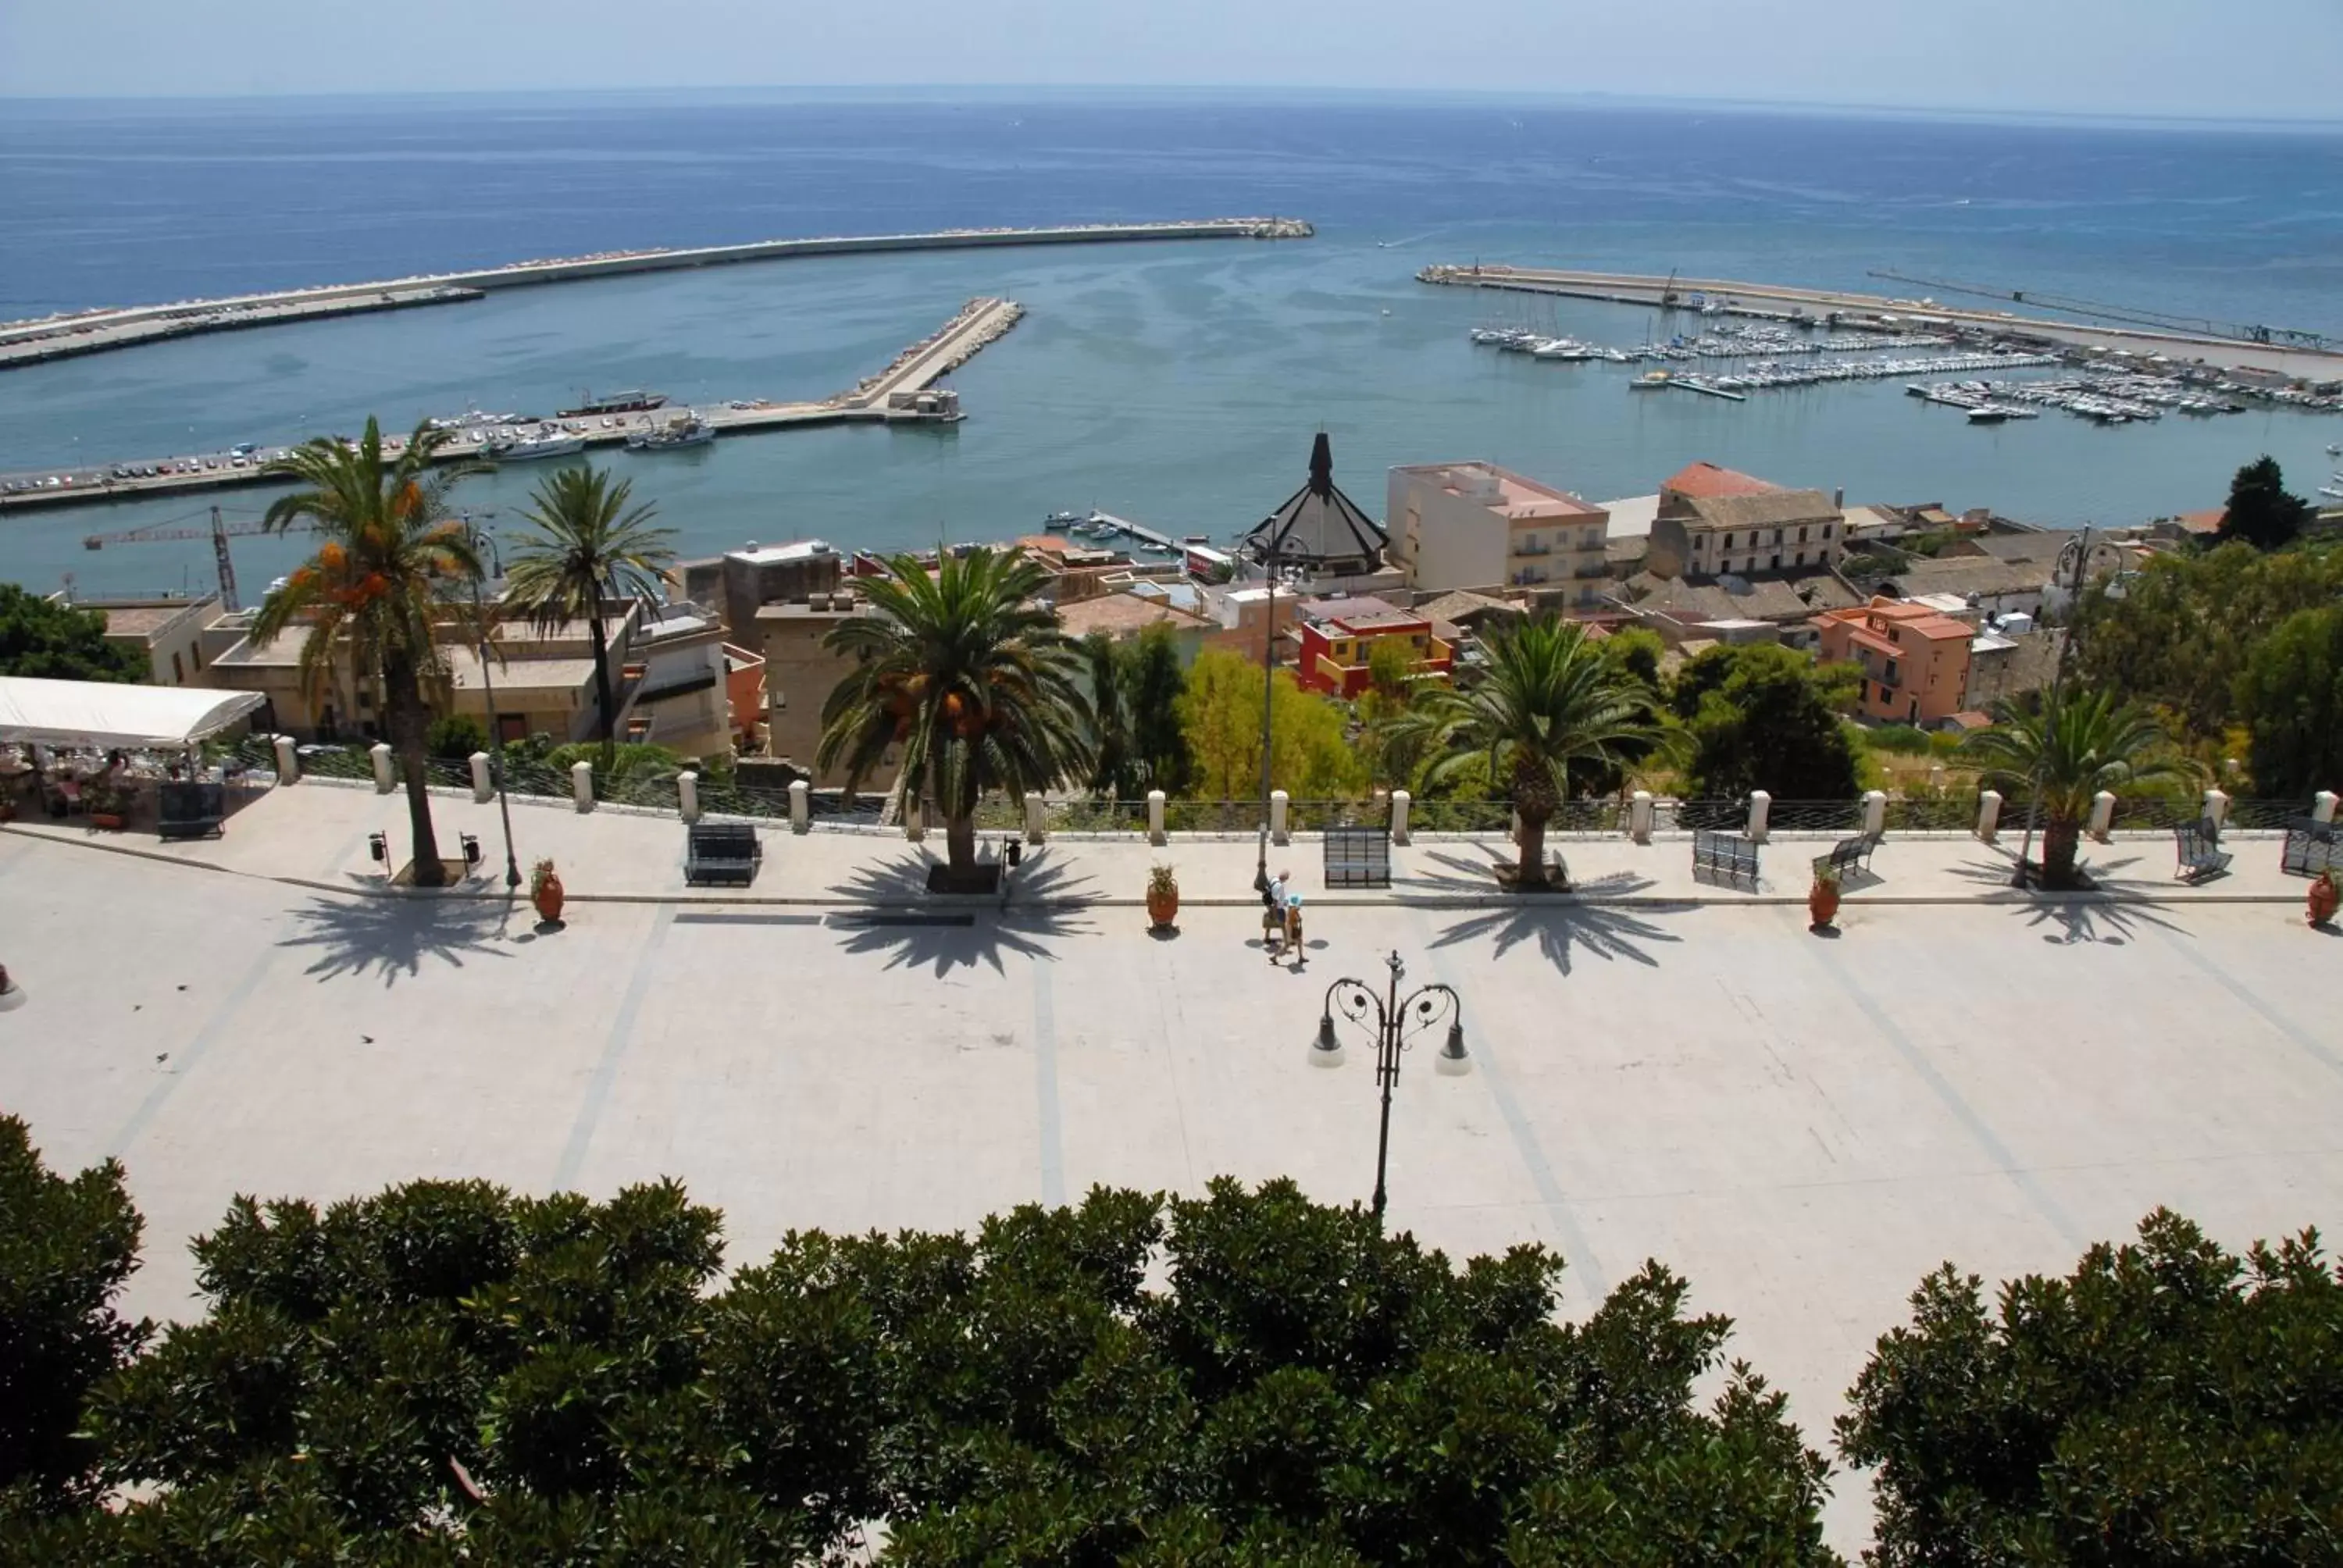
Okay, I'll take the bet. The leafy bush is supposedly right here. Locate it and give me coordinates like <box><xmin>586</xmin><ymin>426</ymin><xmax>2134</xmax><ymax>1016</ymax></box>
<box><xmin>423</xmin><ymin>712</ymin><xmax>490</xmax><ymax>761</ymax></box>
<box><xmin>1840</xmin><ymin>1209</ymin><xmax>2343</xmax><ymax>1566</ymax></box>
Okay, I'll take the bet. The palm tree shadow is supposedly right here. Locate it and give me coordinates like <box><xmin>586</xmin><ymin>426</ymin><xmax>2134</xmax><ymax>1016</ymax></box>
<box><xmin>2009</xmin><ymin>891</ymin><xmax>2190</xmax><ymax>947</ymax></box>
<box><xmin>279</xmin><ymin>895</ymin><xmax>515</xmax><ymax>985</ymax></box>
<box><xmin>825</xmin><ymin>848</ymin><xmax>1097</xmax><ymax>977</ymax></box>
<box><xmin>1399</xmin><ymin>842</ymin><xmax>1594</xmax><ymax>894</ymax></box>
<box><xmin>1428</xmin><ymin>884</ymin><xmax>1689</xmax><ymax>976</ymax></box>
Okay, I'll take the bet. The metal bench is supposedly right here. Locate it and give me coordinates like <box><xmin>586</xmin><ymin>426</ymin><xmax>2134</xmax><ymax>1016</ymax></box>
<box><xmin>2281</xmin><ymin>817</ymin><xmax>2340</xmax><ymax>878</ymax></box>
<box><xmin>685</xmin><ymin>822</ymin><xmax>761</xmax><ymax>886</ymax></box>
<box><xmin>1812</xmin><ymin>832</ymin><xmax>1878</xmax><ymax>881</ymax></box>
<box><xmin>1692</xmin><ymin>828</ymin><xmax>1760</xmax><ymax>888</ymax></box>
<box><xmin>2174</xmin><ymin>818</ymin><xmax>2232</xmax><ymax>883</ymax></box>
<box><xmin>156</xmin><ymin>781</ymin><xmax>226</xmax><ymax>840</ymax></box>
<box><xmin>1323</xmin><ymin>824</ymin><xmax>1390</xmax><ymax>889</ymax></box>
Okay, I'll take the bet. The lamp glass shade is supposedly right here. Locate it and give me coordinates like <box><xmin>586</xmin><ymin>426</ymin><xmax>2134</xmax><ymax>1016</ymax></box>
<box><xmin>1310</xmin><ymin>1014</ymin><xmax>1346</xmax><ymax>1067</ymax></box>
<box><xmin>1434</xmin><ymin>1021</ymin><xmax>1471</xmax><ymax>1076</ymax></box>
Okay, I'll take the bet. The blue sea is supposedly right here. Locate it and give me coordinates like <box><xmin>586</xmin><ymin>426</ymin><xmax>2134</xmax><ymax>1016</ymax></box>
<box><xmin>2</xmin><ymin>92</ymin><xmax>2340</xmax><ymax>597</ymax></box>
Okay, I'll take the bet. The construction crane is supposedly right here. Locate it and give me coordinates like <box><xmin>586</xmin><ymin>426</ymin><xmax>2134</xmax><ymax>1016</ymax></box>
<box><xmin>82</xmin><ymin>508</ymin><xmax>317</xmax><ymax>612</ymax></box>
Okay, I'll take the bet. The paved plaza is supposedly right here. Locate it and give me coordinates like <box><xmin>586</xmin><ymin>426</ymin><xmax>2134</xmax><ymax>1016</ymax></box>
<box><xmin>3</xmin><ymin>789</ymin><xmax>2340</xmax><ymax>1544</ymax></box>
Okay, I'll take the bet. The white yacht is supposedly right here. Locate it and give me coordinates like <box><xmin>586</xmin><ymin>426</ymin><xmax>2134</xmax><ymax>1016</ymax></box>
<box><xmin>489</xmin><ymin>432</ymin><xmax>587</xmax><ymax>462</ymax></box>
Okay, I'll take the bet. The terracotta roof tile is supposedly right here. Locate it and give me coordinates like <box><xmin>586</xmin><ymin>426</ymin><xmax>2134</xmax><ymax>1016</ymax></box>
<box><xmin>1660</xmin><ymin>461</ymin><xmax>1784</xmax><ymax>500</ymax></box>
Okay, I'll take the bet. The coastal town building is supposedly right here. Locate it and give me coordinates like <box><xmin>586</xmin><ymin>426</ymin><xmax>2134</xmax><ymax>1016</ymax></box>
<box><xmin>677</xmin><ymin>540</ymin><xmax>845</xmax><ymax>641</ymax></box>
<box><xmin>1645</xmin><ymin>461</ymin><xmax>1846</xmax><ymax>582</ymax></box>
<box><xmin>753</xmin><ymin>590</ymin><xmax>894</xmax><ymax>791</ymax></box>
<box><xmin>619</xmin><ymin>604</ymin><xmax>758</xmax><ymax>759</ymax></box>
<box><xmin>1615</xmin><ymin>569</ymin><xmax>1860</xmax><ymax>652</ymax></box>
<box><xmin>81</xmin><ymin>594</ymin><xmax>222</xmax><ymax>687</ymax></box>
<box><xmin>1236</xmin><ymin>434</ymin><xmax>1391</xmax><ymax>587</ymax></box>
<box><xmin>1812</xmin><ymin>596</ymin><xmax>1975</xmax><ymax>725</ymax></box>
<box><xmin>1198</xmin><ymin>583</ymin><xmax>1303</xmax><ymax>665</ymax></box>
<box><xmin>1388</xmin><ymin>461</ymin><xmax>1610</xmax><ymax>606</ymax></box>
<box><xmin>1054</xmin><ymin>589</ymin><xmax>1215</xmax><ymax>661</ymax></box>
<box><xmin>1290</xmin><ymin>597</ymin><xmax>1453</xmax><ymax>699</ymax></box>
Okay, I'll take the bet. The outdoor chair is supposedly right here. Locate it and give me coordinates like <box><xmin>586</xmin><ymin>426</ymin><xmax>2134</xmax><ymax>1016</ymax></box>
<box><xmin>1692</xmin><ymin>828</ymin><xmax>1760</xmax><ymax>888</ymax></box>
<box><xmin>685</xmin><ymin>822</ymin><xmax>761</xmax><ymax>886</ymax></box>
<box><xmin>1813</xmin><ymin>832</ymin><xmax>1879</xmax><ymax>881</ymax></box>
<box><xmin>1323</xmin><ymin>825</ymin><xmax>1391</xmax><ymax>889</ymax></box>
<box><xmin>156</xmin><ymin>781</ymin><xmax>226</xmax><ymax>840</ymax></box>
<box><xmin>2173</xmin><ymin>818</ymin><xmax>2232</xmax><ymax>883</ymax></box>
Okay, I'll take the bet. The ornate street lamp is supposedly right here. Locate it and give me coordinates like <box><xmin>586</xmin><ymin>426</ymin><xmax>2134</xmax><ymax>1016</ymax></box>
<box><xmin>1310</xmin><ymin>950</ymin><xmax>1469</xmax><ymax>1224</ymax></box>
<box><xmin>462</xmin><ymin>512</ymin><xmax>522</xmax><ymax>891</ymax></box>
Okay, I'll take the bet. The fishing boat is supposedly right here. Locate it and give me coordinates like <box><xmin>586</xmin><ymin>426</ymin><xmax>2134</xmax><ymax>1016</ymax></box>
<box><xmin>558</xmin><ymin>388</ymin><xmax>667</xmax><ymax>418</ymax></box>
<box><xmin>1043</xmin><ymin>510</ymin><xmax>1088</xmax><ymax>530</ymax></box>
<box><xmin>626</xmin><ymin>415</ymin><xmax>715</xmax><ymax>451</ymax></box>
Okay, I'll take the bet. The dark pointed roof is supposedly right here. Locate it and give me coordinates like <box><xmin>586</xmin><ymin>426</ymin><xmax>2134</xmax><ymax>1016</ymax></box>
<box><xmin>1238</xmin><ymin>433</ymin><xmax>1389</xmax><ymax>574</ymax></box>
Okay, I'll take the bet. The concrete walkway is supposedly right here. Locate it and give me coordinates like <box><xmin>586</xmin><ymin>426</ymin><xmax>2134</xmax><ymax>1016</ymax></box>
<box><xmin>2</xmin><ymin>777</ymin><xmax>2320</xmax><ymax>912</ymax></box>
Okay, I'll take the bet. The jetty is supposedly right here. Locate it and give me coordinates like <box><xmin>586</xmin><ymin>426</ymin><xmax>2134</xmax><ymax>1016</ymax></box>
<box><xmin>1421</xmin><ymin>264</ymin><xmax>2343</xmax><ymax>385</ymax></box>
<box><xmin>2</xmin><ymin>298</ymin><xmax>1025</xmax><ymax>515</ymax></box>
<box><xmin>0</xmin><ymin>218</ymin><xmax>1311</xmax><ymax>372</ymax></box>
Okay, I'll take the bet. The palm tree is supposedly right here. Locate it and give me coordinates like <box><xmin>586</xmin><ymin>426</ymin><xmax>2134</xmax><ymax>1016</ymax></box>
<box><xmin>255</xmin><ymin>417</ymin><xmax>487</xmax><ymax>888</ymax></box>
<box><xmin>500</xmin><ymin>465</ymin><xmax>676</xmax><ymax>768</ymax></box>
<box><xmin>1385</xmin><ymin>616</ymin><xmax>1657</xmax><ymax>887</ymax></box>
<box><xmin>1081</xmin><ymin>630</ymin><xmax>1139</xmax><ymax>799</ymax></box>
<box><xmin>1962</xmin><ymin>690</ymin><xmax>2199</xmax><ymax>889</ymax></box>
<box><xmin>818</xmin><ymin>548</ymin><xmax>1093</xmax><ymax>878</ymax></box>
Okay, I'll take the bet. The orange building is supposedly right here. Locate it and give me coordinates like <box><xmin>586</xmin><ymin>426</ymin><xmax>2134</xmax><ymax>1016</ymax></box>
<box><xmin>1294</xmin><ymin>604</ymin><xmax>1453</xmax><ymax>699</ymax></box>
<box><xmin>1811</xmin><ymin>596</ymin><xmax>1974</xmax><ymax>725</ymax></box>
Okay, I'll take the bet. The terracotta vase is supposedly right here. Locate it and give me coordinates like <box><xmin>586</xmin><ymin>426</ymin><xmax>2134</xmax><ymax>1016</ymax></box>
<box><xmin>91</xmin><ymin>812</ymin><xmax>125</xmax><ymax>831</ymax></box>
<box><xmin>1808</xmin><ymin>878</ymin><xmax>1841</xmax><ymax>929</ymax></box>
<box><xmin>533</xmin><ymin>871</ymin><xmax>565</xmax><ymax>924</ymax></box>
<box><xmin>2310</xmin><ymin>876</ymin><xmax>2340</xmax><ymax>928</ymax></box>
<box><xmin>1147</xmin><ymin>886</ymin><xmax>1179</xmax><ymax>928</ymax></box>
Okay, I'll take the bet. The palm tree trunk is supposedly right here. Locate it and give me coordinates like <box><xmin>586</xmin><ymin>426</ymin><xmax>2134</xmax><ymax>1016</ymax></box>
<box><xmin>384</xmin><ymin>655</ymin><xmax>444</xmax><ymax>887</ymax></box>
<box><xmin>945</xmin><ymin>811</ymin><xmax>978</xmax><ymax>875</ymax></box>
<box><xmin>1516</xmin><ymin>810</ymin><xmax>1550</xmax><ymax>888</ymax></box>
<box><xmin>587</xmin><ymin>607</ymin><xmax>618</xmax><ymax>768</ymax></box>
<box><xmin>2042</xmin><ymin>814</ymin><xmax>2082</xmax><ymax>889</ymax></box>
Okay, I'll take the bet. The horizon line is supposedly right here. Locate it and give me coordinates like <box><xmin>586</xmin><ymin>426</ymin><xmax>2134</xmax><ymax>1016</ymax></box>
<box><xmin>1</xmin><ymin>83</ymin><xmax>2339</xmax><ymax>133</ymax></box>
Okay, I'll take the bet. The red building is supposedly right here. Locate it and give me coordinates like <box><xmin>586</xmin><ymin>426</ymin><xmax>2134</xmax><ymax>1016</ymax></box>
<box><xmin>1293</xmin><ymin>603</ymin><xmax>1454</xmax><ymax>699</ymax></box>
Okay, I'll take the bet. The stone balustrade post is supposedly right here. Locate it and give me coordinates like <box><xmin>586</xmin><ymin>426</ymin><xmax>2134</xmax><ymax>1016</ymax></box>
<box><xmin>1862</xmin><ymin>789</ymin><xmax>1887</xmax><ymax>839</ymax></box>
<box><xmin>2088</xmin><ymin>789</ymin><xmax>2117</xmax><ymax>841</ymax></box>
<box><xmin>1630</xmin><ymin>789</ymin><xmax>1653</xmax><ymax>844</ymax></box>
<box><xmin>2315</xmin><ymin>790</ymin><xmax>2338</xmax><ymax>825</ymax></box>
<box><xmin>904</xmin><ymin>798</ymin><xmax>924</xmax><ymax>842</ymax></box>
<box><xmin>571</xmin><ymin>759</ymin><xmax>594</xmax><ymax>812</ymax></box>
<box><xmin>369</xmin><ymin>741</ymin><xmax>394</xmax><ymax>793</ymax></box>
<box><xmin>1976</xmin><ymin>789</ymin><xmax>2002</xmax><ymax>842</ymax></box>
<box><xmin>789</xmin><ymin>779</ymin><xmax>811</xmax><ymax>834</ymax></box>
<box><xmin>1270</xmin><ymin>790</ymin><xmax>1291</xmax><ymax>846</ymax></box>
<box><xmin>1389</xmin><ymin>789</ymin><xmax>1411</xmax><ymax>846</ymax></box>
<box><xmin>678</xmin><ymin>770</ymin><xmax>700</xmax><ymax>824</ymax></box>
<box><xmin>1147</xmin><ymin>789</ymin><xmax>1168</xmax><ymax>846</ymax></box>
<box><xmin>272</xmin><ymin>735</ymin><xmax>300</xmax><ymax>784</ymax></box>
<box><xmin>2201</xmin><ymin>788</ymin><xmax>2228</xmax><ymax>830</ymax></box>
<box><xmin>1025</xmin><ymin>795</ymin><xmax>1047</xmax><ymax>844</ymax></box>
<box><xmin>469</xmin><ymin>751</ymin><xmax>494</xmax><ymax>803</ymax></box>
<box><xmin>1746</xmin><ymin>789</ymin><xmax>1772</xmax><ymax>843</ymax></box>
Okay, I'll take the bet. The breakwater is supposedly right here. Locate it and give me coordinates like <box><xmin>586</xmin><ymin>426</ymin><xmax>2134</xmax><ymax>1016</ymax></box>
<box><xmin>0</xmin><ymin>219</ymin><xmax>1311</xmax><ymax>372</ymax></box>
<box><xmin>3</xmin><ymin>299</ymin><xmax>1025</xmax><ymax>516</ymax></box>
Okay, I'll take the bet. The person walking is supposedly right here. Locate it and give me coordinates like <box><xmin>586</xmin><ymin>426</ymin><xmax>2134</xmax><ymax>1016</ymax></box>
<box><xmin>1263</xmin><ymin>868</ymin><xmax>1291</xmax><ymax>962</ymax></box>
<box><xmin>1283</xmin><ymin>882</ymin><xmax>1306</xmax><ymax>969</ymax></box>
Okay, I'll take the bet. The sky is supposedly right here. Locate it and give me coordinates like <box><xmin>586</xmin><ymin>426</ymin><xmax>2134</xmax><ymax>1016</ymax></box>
<box><xmin>2</xmin><ymin>0</ymin><xmax>2340</xmax><ymax>121</ymax></box>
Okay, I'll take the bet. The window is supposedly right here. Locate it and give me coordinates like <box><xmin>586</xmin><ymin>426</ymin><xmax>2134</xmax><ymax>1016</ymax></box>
<box><xmin>1798</xmin><ymin>526</ymin><xmax>1809</xmax><ymax>543</ymax></box>
<box><xmin>1721</xmin><ymin>533</ymin><xmax>1735</xmax><ymax>549</ymax></box>
<box><xmin>1769</xmin><ymin>554</ymin><xmax>1781</xmax><ymax>570</ymax></box>
<box><xmin>170</xmin><ymin>651</ymin><xmax>184</xmax><ymax>682</ymax></box>
<box><xmin>1794</xmin><ymin>551</ymin><xmax>1806</xmax><ymax>568</ymax></box>
<box><xmin>1772</xmin><ymin>529</ymin><xmax>1784</xmax><ymax>545</ymax></box>
<box><xmin>1822</xmin><ymin>524</ymin><xmax>1835</xmax><ymax>539</ymax></box>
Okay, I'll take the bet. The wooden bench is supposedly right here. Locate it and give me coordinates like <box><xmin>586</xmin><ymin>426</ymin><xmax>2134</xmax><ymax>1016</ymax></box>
<box><xmin>2281</xmin><ymin>817</ymin><xmax>2340</xmax><ymax>878</ymax></box>
<box><xmin>685</xmin><ymin>822</ymin><xmax>761</xmax><ymax>886</ymax></box>
<box><xmin>156</xmin><ymin>781</ymin><xmax>226</xmax><ymax>840</ymax></box>
<box><xmin>2174</xmin><ymin>818</ymin><xmax>2232</xmax><ymax>882</ymax></box>
<box><xmin>1812</xmin><ymin>832</ymin><xmax>1878</xmax><ymax>881</ymax></box>
<box><xmin>1323</xmin><ymin>825</ymin><xmax>1390</xmax><ymax>889</ymax></box>
<box><xmin>1692</xmin><ymin>829</ymin><xmax>1760</xmax><ymax>888</ymax></box>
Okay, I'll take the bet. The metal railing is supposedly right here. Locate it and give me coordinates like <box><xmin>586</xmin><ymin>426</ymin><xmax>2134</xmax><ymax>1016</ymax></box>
<box><xmin>1881</xmin><ymin>796</ymin><xmax>1979</xmax><ymax>832</ymax></box>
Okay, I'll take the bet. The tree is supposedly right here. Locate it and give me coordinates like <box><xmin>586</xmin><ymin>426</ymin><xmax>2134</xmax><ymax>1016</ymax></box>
<box><xmin>818</xmin><ymin>547</ymin><xmax>1093</xmax><ymax>878</ymax></box>
<box><xmin>500</xmin><ymin>465</ymin><xmax>677</xmax><ymax>769</ymax></box>
<box><xmin>255</xmin><ymin>418</ymin><xmax>488</xmax><ymax>888</ymax></box>
<box><xmin>1602</xmin><ymin>625</ymin><xmax>1667</xmax><ymax>696</ymax></box>
<box><xmin>1126</xmin><ymin>622</ymin><xmax>1193</xmax><ymax>796</ymax></box>
<box><xmin>1960</xmin><ymin>688</ymin><xmax>2196</xmax><ymax>889</ymax></box>
<box><xmin>1081</xmin><ymin>630</ymin><xmax>1139</xmax><ymax>798</ymax></box>
<box><xmin>424</xmin><ymin>712</ymin><xmax>489</xmax><ymax>761</ymax></box>
<box><xmin>0</xmin><ymin>1116</ymin><xmax>145</xmax><ymax>1510</ymax></box>
<box><xmin>2234</xmin><ymin>604</ymin><xmax>2343</xmax><ymax>801</ymax></box>
<box><xmin>1674</xmin><ymin>644</ymin><xmax>1860</xmax><ymax>810</ymax></box>
<box><xmin>1840</xmin><ymin>1209</ymin><xmax>2343</xmax><ymax>1567</ymax></box>
<box><xmin>2216</xmin><ymin>455</ymin><xmax>2313</xmax><ymax>551</ymax></box>
<box><xmin>1383</xmin><ymin>616</ymin><xmax>1657</xmax><ymax>886</ymax></box>
<box><xmin>1176</xmin><ymin>647</ymin><xmax>1363</xmax><ymax>804</ymax></box>
<box><xmin>0</xmin><ymin>583</ymin><xmax>144</xmax><ymax>683</ymax></box>
<box><xmin>14</xmin><ymin>1155</ymin><xmax>1838</xmax><ymax>1563</ymax></box>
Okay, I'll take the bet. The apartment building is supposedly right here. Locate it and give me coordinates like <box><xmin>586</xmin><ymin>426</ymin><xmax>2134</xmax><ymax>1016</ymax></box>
<box><xmin>1646</xmin><ymin>462</ymin><xmax>1846</xmax><ymax>581</ymax></box>
<box><xmin>1811</xmin><ymin>596</ymin><xmax>1975</xmax><ymax>725</ymax></box>
<box><xmin>1389</xmin><ymin>461</ymin><xmax>1610</xmax><ymax>606</ymax></box>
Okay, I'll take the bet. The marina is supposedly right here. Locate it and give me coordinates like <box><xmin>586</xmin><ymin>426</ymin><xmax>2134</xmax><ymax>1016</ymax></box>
<box><xmin>0</xmin><ymin>219</ymin><xmax>1309</xmax><ymax>372</ymax></box>
<box><xmin>0</xmin><ymin>298</ymin><xmax>1024</xmax><ymax>514</ymax></box>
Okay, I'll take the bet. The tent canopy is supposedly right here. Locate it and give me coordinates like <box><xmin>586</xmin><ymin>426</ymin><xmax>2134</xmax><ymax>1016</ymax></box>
<box><xmin>0</xmin><ymin>675</ymin><xmax>266</xmax><ymax>750</ymax></box>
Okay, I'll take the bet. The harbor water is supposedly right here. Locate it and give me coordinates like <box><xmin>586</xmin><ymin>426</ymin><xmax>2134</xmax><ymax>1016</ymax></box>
<box><xmin>2</xmin><ymin>93</ymin><xmax>2339</xmax><ymax>597</ymax></box>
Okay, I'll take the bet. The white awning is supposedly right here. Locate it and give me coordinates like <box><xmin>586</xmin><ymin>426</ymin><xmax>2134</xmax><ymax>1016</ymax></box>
<box><xmin>0</xmin><ymin>676</ymin><xmax>266</xmax><ymax>750</ymax></box>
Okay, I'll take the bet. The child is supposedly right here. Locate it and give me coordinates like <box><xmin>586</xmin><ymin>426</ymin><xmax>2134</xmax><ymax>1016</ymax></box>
<box><xmin>1264</xmin><ymin>869</ymin><xmax>1291</xmax><ymax>962</ymax></box>
<box><xmin>1283</xmin><ymin>886</ymin><xmax>1305</xmax><ymax>968</ymax></box>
